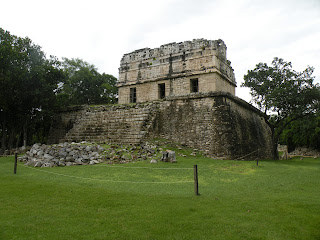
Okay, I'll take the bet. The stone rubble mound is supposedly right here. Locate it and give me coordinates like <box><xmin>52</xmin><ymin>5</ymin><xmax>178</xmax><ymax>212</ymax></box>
<box><xmin>19</xmin><ymin>142</ymin><xmax>105</xmax><ymax>167</ymax></box>
<box><xmin>18</xmin><ymin>141</ymin><xmax>176</xmax><ymax>167</ymax></box>
<box><xmin>104</xmin><ymin>143</ymin><xmax>161</xmax><ymax>164</ymax></box>
<box><xmin>289</xmin><ymin>147</ymin><xmax>320</xmax><ymax>158</ymax></box>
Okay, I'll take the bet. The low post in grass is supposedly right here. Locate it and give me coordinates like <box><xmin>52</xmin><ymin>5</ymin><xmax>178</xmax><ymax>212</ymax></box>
<box><xmin>194</xmin><ymin>165</ymin><xmax>199</xmax><ymax>196</ymax></box>
<box><xmin>256</xmin><ymin>149</ymin><xmax>260</xmax><ymax>166</ymax></box>
<box><xmin>14</xmin><ymin>152</ymin><xmax>18</xmax><ymax>174</ymax></box>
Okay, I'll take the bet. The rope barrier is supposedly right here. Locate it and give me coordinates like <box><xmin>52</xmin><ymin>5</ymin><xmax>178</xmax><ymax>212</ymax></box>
<box><xmin>19</xmin><ymin>163</ymin><xmax>193</xmax><ymax>184</ymax></box>
<box><xmin>235</xmin><ymin>149</ymin><xmax>260</xmax><ymax>160</ymax></box>
<box><xmin>93</xmin><ymin>165</ymin><xmax>193</xmax><ymax>170</ymax></box>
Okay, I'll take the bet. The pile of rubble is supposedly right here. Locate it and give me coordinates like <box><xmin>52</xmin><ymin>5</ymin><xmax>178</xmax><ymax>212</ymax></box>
<box><xmin>19</xmin><ymin>142</ymin><xmax>106</xmax><ymax>167</ymax></box>
<box><xmin>18</xmin><ymin>141</ymin><xmax>174</xmax><ymax>167</ymax></box>
<box><xmin>289</xmin><ymin>147</ymin><xmax>320</xmax><ymax>158</ymax></box>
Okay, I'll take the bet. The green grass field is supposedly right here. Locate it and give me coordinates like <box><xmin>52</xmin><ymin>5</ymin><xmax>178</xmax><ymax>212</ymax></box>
<box><xmin>1</xmin><ymin>147</ymin><xmax>320</xmax><ymax>240</ymax></box>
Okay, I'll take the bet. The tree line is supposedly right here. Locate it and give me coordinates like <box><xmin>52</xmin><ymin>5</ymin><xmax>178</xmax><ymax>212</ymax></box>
<box><xmin>1</xmin><ymin>28</ymin><xmax>319</xmax><ymax>158</ymax></box>
<box><xmin>0</xmin><ymin>28</ymin><xmax>117</xmax><ymax>153</ymax></box>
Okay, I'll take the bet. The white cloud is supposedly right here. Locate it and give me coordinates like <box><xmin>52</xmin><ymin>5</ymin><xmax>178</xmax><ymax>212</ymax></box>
<box><xmin>1</xmin><ymin>0</ymin><xmax>319</xmax><ymax>102</ymax></box>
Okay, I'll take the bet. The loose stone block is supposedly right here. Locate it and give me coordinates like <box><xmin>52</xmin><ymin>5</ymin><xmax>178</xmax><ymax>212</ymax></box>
<box><xmin>161</xmin><ymin>150</ymin><xmax>176</xmax><ymax>163</ymax></box>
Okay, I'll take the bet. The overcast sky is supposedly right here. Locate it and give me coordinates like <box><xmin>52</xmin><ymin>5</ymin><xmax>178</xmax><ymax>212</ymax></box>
<box><xmin>1</xmin><ymin>0</ymin><xmax>319</xmax><ymax>101</ymax></box>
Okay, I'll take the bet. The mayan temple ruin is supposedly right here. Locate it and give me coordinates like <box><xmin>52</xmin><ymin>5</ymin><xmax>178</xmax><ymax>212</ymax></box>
<box><xmin>117</xmin><ymin>39</ymin><xmax>236</xmax><ymax>103</ymax></box>
<box><xmin>48</xmin><ymin>39</ymin><xmax>273</xmax><ymax>160</ymax></box>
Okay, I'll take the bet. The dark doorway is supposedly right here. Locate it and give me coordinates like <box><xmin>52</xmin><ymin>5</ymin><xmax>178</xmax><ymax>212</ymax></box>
<box><xmin>158</xmin><ymin>83</ymin><xmax>166</xmax><ymax>99</ymax></box>
<box><xmin>190</xmin><ymin>79</ymin><xmax>199</xmax><ymax>93</ymax></box>
<box><xmin>130</xmin><ymin>87</ymin><xmax>136</xmax><ymax>103</ymax></box>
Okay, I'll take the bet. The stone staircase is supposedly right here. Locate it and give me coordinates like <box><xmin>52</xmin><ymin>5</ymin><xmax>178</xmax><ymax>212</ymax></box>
<box><xmin>60</xmin><ymin>103</ymin><xmax>159</xmax><ymax>145</ymax></box>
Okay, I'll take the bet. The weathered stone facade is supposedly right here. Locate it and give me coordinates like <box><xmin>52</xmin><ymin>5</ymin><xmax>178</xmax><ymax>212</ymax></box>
<box><xmin>48</xmin><ymin>104</ymin><xmax>158</xmax><ymax>145</ymax></box>
<box><xmin>48</xmin><ymin>39</ymin><xmax>273</xmax><ymax>160</ymax></box>
<box><xmin>48</xmin><ymin>93</ymin><xmax>273</xmax><ymax>160</ymax></box>
<box><xmin>117</xmin><ymin>39</ymin><xmax>236</xmax><ymax>104</ymax></box>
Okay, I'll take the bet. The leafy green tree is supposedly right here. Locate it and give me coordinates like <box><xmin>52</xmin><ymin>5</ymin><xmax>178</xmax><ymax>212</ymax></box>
<box><xmin>100</xmin><ymin>73</ymin><xmax>118</xmax><ymax>104</ymax></box>
<box><xmin>0</xmin><ymin>28</ymin><xmax>65</xmax><ymax>151</ymax></box>
<box><xmin>279</xmin><ymin>113</ymin><xmax>320</xmax><ymax>151</ymax></box>
<box><xmin>0</xmin><ymin>28</ymin><xmax>117</xmax><ymax>151</ymax></box>
<box><xmin>57</xmin><ymin>58</ymin><xmax>117</xmax><ymax>106</ymax></box>
<box><xmin>242</xmin><ymin>57</ymin><xmax>320</xmax><ymax>159</ymax></box>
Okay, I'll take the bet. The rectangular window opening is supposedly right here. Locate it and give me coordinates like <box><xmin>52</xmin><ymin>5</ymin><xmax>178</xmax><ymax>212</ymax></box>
<box><xmin>130</xmin><ymin>87</ymin><xmax>136</xmax><ymax>103</ymax></box>
<box><xmin>190</xmin><ymin>79</ymin><xmax>199</xmax><ymax>93</ymax></box>
<box><xmin>158</xmin><ymin>83</ymin><xmax>166</xmax><ymax>99</ymax></box>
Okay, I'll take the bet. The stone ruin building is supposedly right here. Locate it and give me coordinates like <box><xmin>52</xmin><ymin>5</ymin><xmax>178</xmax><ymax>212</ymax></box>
<box><xmin>48</xmin><ymin>39</ymin><xmax>273</xmax><ymax>160</ymax></box>
<box><xmin>117</xmin><ymin>39</ymin><xmax>236</xmax><ymax>103</ymax></box>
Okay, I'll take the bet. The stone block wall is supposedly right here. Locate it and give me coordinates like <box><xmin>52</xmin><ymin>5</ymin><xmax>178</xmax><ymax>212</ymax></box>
<box><xmin>48</xmin><ymin>93</ymin><xmax>273</xmax><ymax>160</ymax></box>
<box><xmin>48</xmin><ymin>103</ymin><xmax>159</xmax><ymax>145</ymax></box>
<box><xmin>149</xmin><ymin>93</ymin><xmax>272</xmax><ymax>159</ymax></box>
<box><xmin>47</xmin><ymin>106</ymin><xmax>87</xmax><ymax>144</ymax></box>
<box><xmin>118</xmin><ymin>72</ymin><xmax>235</xmax><ymax>104</ymax></box>
<box><xmin>117</xmin><ymin>39</ymin><xmax>237</xmax><ymax>104</ymax></box>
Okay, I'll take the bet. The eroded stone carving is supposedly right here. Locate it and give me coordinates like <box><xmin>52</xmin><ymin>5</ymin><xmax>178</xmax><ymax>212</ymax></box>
<box><xmin>117</xmin><ymin>39</ymin><xmax>236</xmax><ymax>104</ymax></box>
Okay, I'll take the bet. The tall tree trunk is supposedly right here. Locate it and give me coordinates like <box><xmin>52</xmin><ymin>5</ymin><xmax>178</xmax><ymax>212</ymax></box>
<box><xmin>1</xmin><ymin>119</ymin><xmax>7</xmax><ymax>152</ymax></box>
<box><xmin>271</xmin><ymin>127</ymin><xmax>280</xmax><ymax>160</ymax></box>
<box><xmin>8</xmin><ymin>129</ymin><xmax>15</xmax><ymax>150</ymax></box>
<box><xmin>272</xmin><ymin>138</ymin><xmax>279</xmax><ymax>160</ymax></box>
<box><xmin>1</xmin><ymin>131</ymin><xmax>6</xmax><ymax>152</ymax></box>
<box><xmin>23</xmin><ymin>122</ymin><xmax>28</xmax><ymax>148</ymax></box>
<box><xmin>264</xmin><ymin>117</ymin><xmax>279</xmax><ymax>160</ymax></box>
<box><xmin>15</xmin><ymin>132</ymin><xmax>21</xmax><ymax>148</ymax></box>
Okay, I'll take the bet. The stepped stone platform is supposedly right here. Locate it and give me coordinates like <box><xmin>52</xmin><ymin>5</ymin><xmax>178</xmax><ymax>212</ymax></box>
<box><xmin>48</xmin><ymin>92</ymin><xmax>273</xmax><ymax>160</ymax></box>
<box><xmin>48</xmin><ymin>103</ymin><xmax>158</xmax><ymax>145</ymax></box>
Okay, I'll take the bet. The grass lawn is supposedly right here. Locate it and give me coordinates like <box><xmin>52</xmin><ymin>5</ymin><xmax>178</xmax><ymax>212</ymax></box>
<box><xmin>0</xmin><ymin>145</ymin><xmax>319</xmax><ymax>240</ymax></box>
